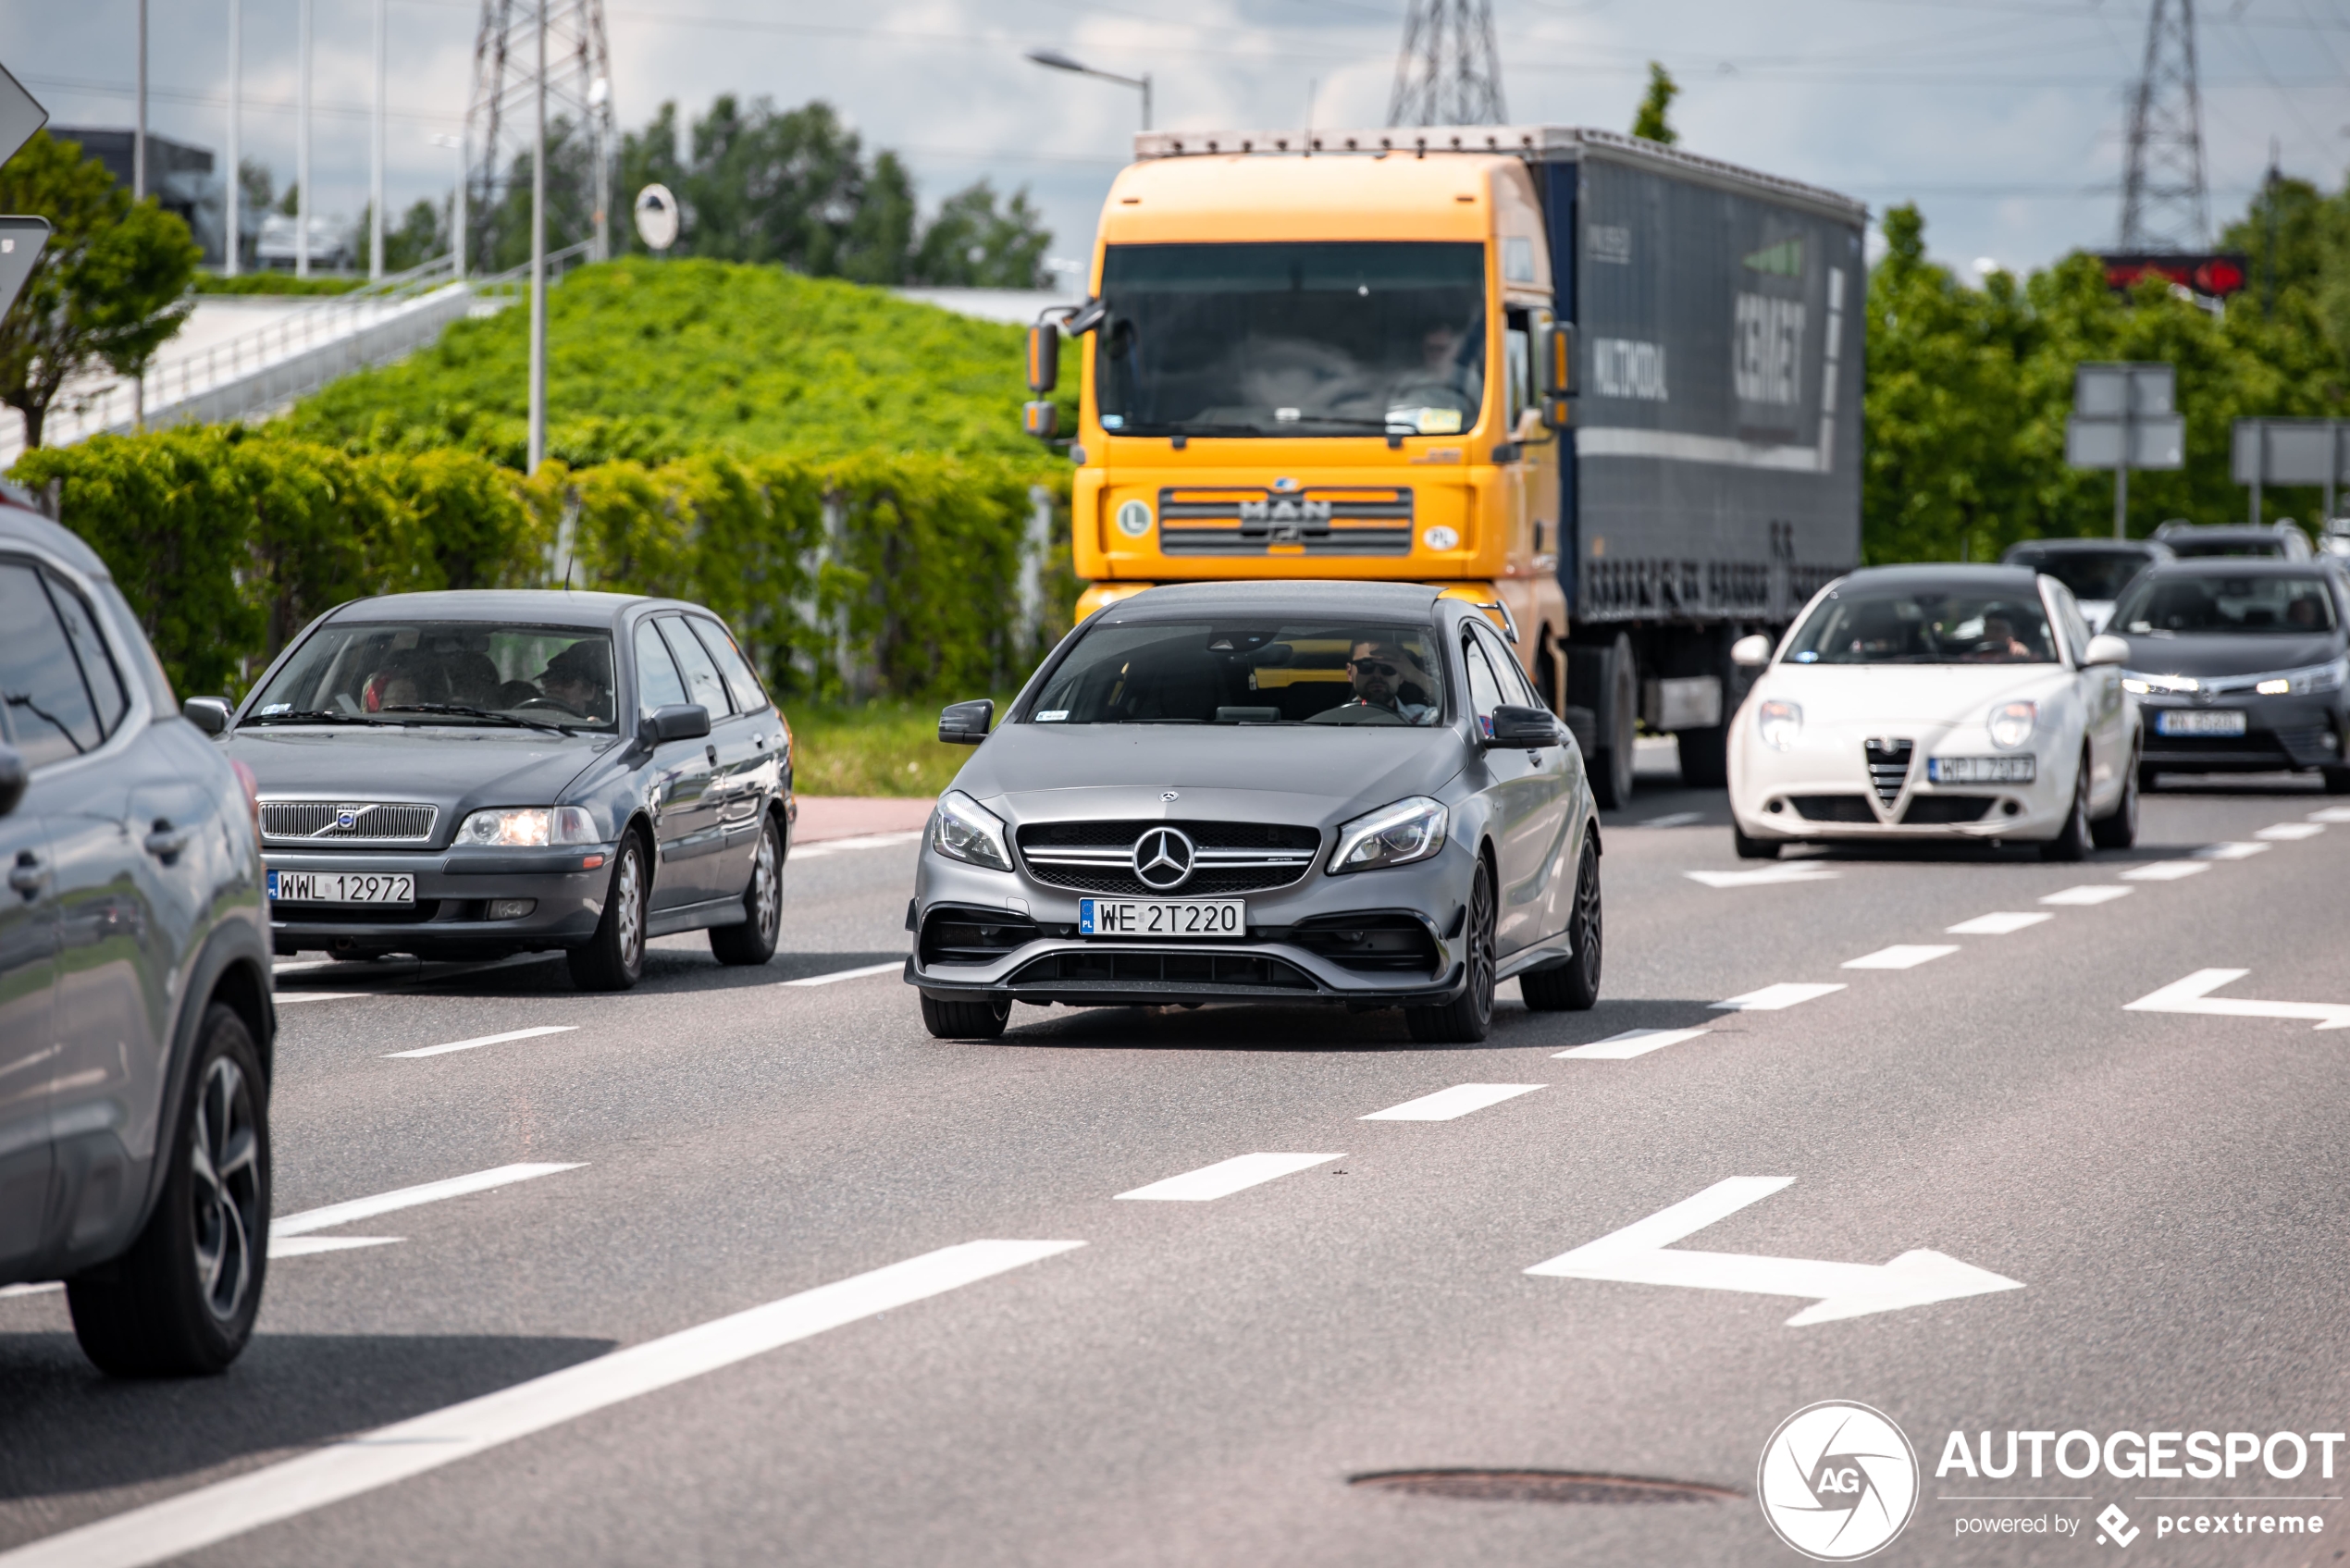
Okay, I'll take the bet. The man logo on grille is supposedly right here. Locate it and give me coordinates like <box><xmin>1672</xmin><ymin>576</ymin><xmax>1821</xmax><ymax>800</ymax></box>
<box><xmin>1132</xmin><ymin>827</ymin><xmax>1195</xmax><ymax>890</ymax></box>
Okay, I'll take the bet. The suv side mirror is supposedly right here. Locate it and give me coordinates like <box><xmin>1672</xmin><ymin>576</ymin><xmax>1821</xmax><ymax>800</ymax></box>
<box><xmin>641</xmin><ymin>703</ymin><xmax>711</xmax><ymax>744</ymax></box>
<box><xmin>1731</xmin><ymin>634</ymin><xmax>1774</xmax><ymax>669</ymax></box>
<box><xmin>0</xmin><ymin>746</ymin><xmax>23</xmax><ymax>818</ymax></box>
<box><xmin>2084</xmin><ymin>633</ymin><xmax>2131</xmax><ymax>668</ymax></box>
<box><xmin>939</xmin><ymin>699</ymin><xmax>994</xmax><ymax>746</ymax></box>
<box><xmin>1487</xmin><ymin>703</ymin><xmax>1562</xmax><ymax>748</ymax></box>
<box><xmin>183</xmin><ymin>697</ymin><xmax>231</xmax><ymax>735</ymax></box>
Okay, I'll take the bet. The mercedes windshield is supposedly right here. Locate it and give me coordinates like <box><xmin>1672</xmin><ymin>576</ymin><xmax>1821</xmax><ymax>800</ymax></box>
<box><xmin>1027</xmin><ymin>620</ymin><xmax>1449</xmax><ymax>727</ymax></box>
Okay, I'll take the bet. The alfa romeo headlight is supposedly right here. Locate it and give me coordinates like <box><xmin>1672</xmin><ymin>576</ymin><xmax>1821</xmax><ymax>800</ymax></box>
<box><xmin>1330</xmin><ymin>796</ymin><xmax>1448</xmax><ymax>873</ymax></box>
<box><xmin>454</xmin><ymin>806</ymin><xmax>599</xmax><ymax>847</ymax></box>
<box><xmin>932</xmin><ymin>789</ymin><xmax>1012</xmax><ymax>871</ymax></box>
<box><xmin>1988</xmin><ymin>701</ymin><xmax>2037</xmax><ymax>749</ymax></box>
<box><xmin>1757</xmin><ymin>699</ymin><xmax>1802</xmax><ymax>751</ymax></box>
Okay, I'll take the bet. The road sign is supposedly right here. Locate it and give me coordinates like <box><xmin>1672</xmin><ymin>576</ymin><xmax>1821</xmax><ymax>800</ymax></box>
<box><xmin>2068</xmin><ymin>361</ymin><xmax>2182</xmax><ymax>538</ymax></box>
<box><xmin>0</xmin><ymin>60</ymin><xmax>47</xmax><ymax>168</ymax></box>
<box><xmin>0</xmin><ymin>65</ymin><xmax>50</xmax><ymax>321</ymax></box>
<box><xmin>1525</xmin><ymin>1177</ymin><xmax>2024</xmax><ymax>1326</ymax></box>
<box><xmin>633</xmin><ymin>184</ymin><xmax>678</xmax><ymax>252</ymax></box>
<box><xmin>2065</xmin><ymin>417</ymin><xmax>2184</xmax><ymax>469</ymax></box>
<box><xmin>2232</xmin><ymin>419</ymin><xmax>2346</xmax><ymax>526</ymax></box>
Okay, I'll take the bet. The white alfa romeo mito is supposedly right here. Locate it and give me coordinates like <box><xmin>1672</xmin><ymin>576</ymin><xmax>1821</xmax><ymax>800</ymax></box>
<box><xmin>1726</xmin><ymin>565</ymin><xmax>2141</xmax><ymax>859</ymax></box>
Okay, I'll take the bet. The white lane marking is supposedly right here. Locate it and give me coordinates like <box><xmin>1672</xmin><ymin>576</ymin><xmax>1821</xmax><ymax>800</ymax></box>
<box><xmin>1710</xmin><ymin>982</ymin><xmax>1846</xmax><ymax>1012</ymax></box>
<box><xmin>2041</xmin><ymin>884</ymin><xmax>2133</xmax><ymax>906</ymax></box>
<box><xmin>1639</xmin><ymin>811</ymin><xmax>1703</xmax><ymax>828</ymax></box>
<box><xmin>1524</xmin><ymin>1177</ymin><xmax>2025</xmax><ymax>1327</ymax></box>
<box><xmin>785</xmin><ymin>960</ymin><xmax>906</xmax><ymax>987</ymax></box>
<box><xmin>1359</xmin><ymin>1083</ymin><xmax>1546</xmax><ymax>1121</ymax></box>
<box><xmin>2310</xmin><ymin>807</ymin><xmax>2350</xmax><ymax>824</ymax></box>
<box><xmin>1114</xmin><ymin>1153</ymin><xmax>1343</xmax><ymax>1202</ymax></box>
<box><xmin>384</xmin><ymin>1025</ymin><xmax>576</xmax><ymax>1060</ymax></box>
<box><xmin>1554</xmin><ymin>1028</ymin><xmax>1711</xmax><ymax>1060</ymax></box>
<box><xmin>791</xmin><ymin>831</ymin><xmax>925</xmax><ymax>860</ymax></box>
<box><xmin>271</xmin><ymin>958</ymin><xmax>340</xmax><ymax>974</ymax></box>
<box><xmin>2123</xmin><ymin>969</ymin><xmax>2350</xmax><ymax>1031</ymax></box>
<box><xmin>2194</xmin><ymin>841</ymin><xmax>2270</xmax><ymax>860</ymax></box>
<box><xmin>1685</xmin><ymin>864</ymin><xmax>1838</xmax><ymax>888</ymax></box>
<box><xmin>2121</xmin><ymin>860</ymin><xmax>2210</xmax><ymax>881</ymax></box>
<box><xmin>1946</xmin><ymin>912</ymin><xmax>2053</xmax><ymax>936</ymax></box>
<box><xmin>0</xmin><ymin>1239</ymin><xmax>1083</xmax><ymax>1568</ymax></box>
<box><xmin>272</xmin><ymin>1163</ymin><xmax>585</xmax><ymax>1239</ymax></box>
<box><xmin>1841</xmin><ymin>945</ymin><xmax>1959</xmax><ymax>970</ymax></box>
<box><xmin>275</xmin><ymin>992</ymin><xmax>365</xmax><ymax>1006</ymax></box>
<box><xmin>268</xmin><ymin>1236</ymin><xmax>402</xmax><ymax>1259</ymax></box>
<box><xmin>0</xmin><ymin>1281</ymin><xmax>59</xmax><ymax>1298</ymax></box>
<box><xmin>2257</xmin><ymin>822</ymin><xmax>2326</xmax><ymax>841</ymax></box>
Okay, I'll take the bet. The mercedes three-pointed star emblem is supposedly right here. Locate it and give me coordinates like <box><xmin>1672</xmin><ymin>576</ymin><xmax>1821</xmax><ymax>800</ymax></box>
<box><xmin>1132</xmin><ymin>825</ymin><xmax>1196</xmax><ymax>891</ymax></box>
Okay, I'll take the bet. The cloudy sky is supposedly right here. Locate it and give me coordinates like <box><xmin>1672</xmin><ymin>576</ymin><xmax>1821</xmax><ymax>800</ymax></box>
<box><xmin>6</xmin><ymin>0</ymin><xmax>2346</xmax><ymax>278</ymax></box>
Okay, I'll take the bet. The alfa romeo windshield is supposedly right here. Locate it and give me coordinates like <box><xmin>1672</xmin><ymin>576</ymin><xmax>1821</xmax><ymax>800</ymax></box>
<box><xmin>2112</xmin><ymin>573</ymin><xmax>2341</xmax><ymax>636</ymax></box>
<box><xmin>1028</xmin><ymin>621</ymin><xmax>1447</xmax><ymax>727</ymax></box>
<box><xmin>1095</xmin><ymin>241</ymin><xmax>1487</xmax><ymax>438</ymax></box>
<box><xmin>1787</xmin><ymin>588</ymin><xmax>2059</xmax><ymax>665</ymax></box>
<box><xmin>248</xmin><ymin>622</ymin><xmax>620</xmax><ymax>731</ymax></box>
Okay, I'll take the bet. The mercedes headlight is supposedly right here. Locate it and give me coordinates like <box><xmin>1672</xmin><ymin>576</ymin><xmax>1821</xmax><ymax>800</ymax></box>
<box><xmin>1757</xmin><ymin>699</ymin><xmax>1802</xmax><ymax>751</ymax></box>
<box><xmin>932</xmin><ymin>789</ymin><xmax>1012</xmax><ymax>871</ymax></box>
<box><xmin>454</xmin><ymin>806</ymin><xmax>599</xmax><ymax>847</ymax></box>
<box><xmin>1330</xmin><ymin>796</ymin><xmax>1448</xmax><ymax>874</ymax></box>
<box><xmin>1988</xmin><ymin>700</ymin><xmax>2037</xmax><ymax>749</ymax></box>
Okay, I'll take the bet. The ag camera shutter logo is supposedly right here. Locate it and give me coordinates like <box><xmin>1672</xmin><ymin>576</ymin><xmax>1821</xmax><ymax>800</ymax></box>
<box><xmin>1758</xmin><ymin>1401</ymin><xmax>1919</xmax><ymax>1561</ymax></box>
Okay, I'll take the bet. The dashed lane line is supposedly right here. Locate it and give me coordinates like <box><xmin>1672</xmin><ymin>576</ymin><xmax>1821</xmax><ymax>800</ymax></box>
<box><xmin>0</xmin><ymin>1240</ymin><xmax>1085</xmax><ymax>1568</ymax></box>
<box><xmin>1842</xmin><ymin>945</ymin><xmax>1959</xmax><ymax>970</ymax></box>
<box><xmin>271</xmin><ymin>1163</ymin><xmax>584</xmax><ymax>1245</ymax></box>
<box><xmin>1359</xmin><ymin>1083</ymin><xmax>1546</xmax><ymax>1121</ymax></box>
<box><xmin>1554</xmin><ymin>1028</ymin><xmax>1712</xmax><ymax>1060</ymax></box>
<box><xmin>2257</xmin><ymin>822</ymin><xmax>2326</xmax><ymax>841</ymax></box>
<box><xmin>2194</xmin><ymin>842</ymin><xmax>2270</xmax><ymax>860</ymax></box>
<box><xmin>1639</xmin><ymin>811</ymin><xmax>1703</xmax><ymax>829</ymax></box>
<box><xmin>384</xmin><ymin>1025</ymin><xmax>577</xmax><ymax>1060</ymax></box>
<box><xmin>1685</xmin><ymin>864</ymin><xmax>1838</xmax><ymax>889</ymax></box>
<box><xmin>2310</xmin><ymin>807</ymin><xmax>2350</xmax><ymax>823</ymax></box>
<box><xmin>2121</xmin><ymin>860</ymin><xmax>2211</xmax><ymax>882</ymax></box>
<box><xmin>1710</xmin><ymin>982</ymin><xmax>1847</xmax><ymax>1012</ymax></box>
<box><xmin>785</xmin><ymin>960</ymin><xmax>907</xmax><ymax>987</ymax></box>
<box><xmin>1114</xmin><ymin>1153</ymin><xmax>1344</xmax><ymax>1202</ymax></box>
<box><xmin>1946</xmin><ymin>912</ymin><xmax>2053</xmax><ymax>935</ymax></box>
<box><xmin>274</xmin><ymin>992</ymin><xmax>365</xmax><ymax>1006</ymax></box>
<box><xmin>2042</xmin><ymin>885</ymin><xmax>2133</xmax><ymax>906</ymax></box>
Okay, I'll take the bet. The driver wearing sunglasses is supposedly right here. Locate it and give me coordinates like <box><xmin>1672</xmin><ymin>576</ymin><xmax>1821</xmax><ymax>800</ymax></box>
<box><xmin>1323</xmin><ymin>638</ymin><xmax>1435</xmax><ymax>723</ymax></box>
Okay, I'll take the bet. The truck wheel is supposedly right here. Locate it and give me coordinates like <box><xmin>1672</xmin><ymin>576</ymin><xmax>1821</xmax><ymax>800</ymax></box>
<box><xmin>1589</xmin><ymin>636</ymin><xmax>1638</xmax><ymax>809</ymax></box>
<box><xmin>921</xmin><ymin>994</ymin><xmax>1010</xmax><ymax>1040</ymax></box>
<box><xmin>68</xmin><ymin>1005</ymin><xmax>269</xmax><ymax>1377</ymax></box>
<box><xmin>1676</xmin><ymin>723</ymin><xmax>1729</xmax><ymax>788</ymax></box>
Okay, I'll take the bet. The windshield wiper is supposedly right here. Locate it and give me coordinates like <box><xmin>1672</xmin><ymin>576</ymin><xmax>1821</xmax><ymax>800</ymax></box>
<box><xmin>1272</xmin><ymin>414</ymin><xmax>1417</xmax><ymax>432</ymax></box>
<box><xmin>241</xmin><ymin>709</ymin><xmax>395</xmax><ymax>728</ymax></box>
<box><xmin>377</xmin><ymin>703</ymin><xmax>581</xmax><ymax>736</ymax></box>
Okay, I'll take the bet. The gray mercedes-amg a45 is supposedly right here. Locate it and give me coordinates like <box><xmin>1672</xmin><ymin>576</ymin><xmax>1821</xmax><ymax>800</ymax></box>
<box><xmin>907</xmin><ymin>582</ymin><xmax>1602</xmax><ymax>1043</ymax></box>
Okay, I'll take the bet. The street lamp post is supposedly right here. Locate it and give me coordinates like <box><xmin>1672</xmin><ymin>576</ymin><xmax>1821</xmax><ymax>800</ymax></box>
<box><xmin>527</xmin><ymin>1</ymin><xmax>546</xmax><ymax>474</ymax></box>
<box><xmin>296</xmin><ymin>0</ymin><xmax>311</xmax><ymax>278</ymax></box>
<box><xmin>370</xmin><ymin>0</ymin><xmax>385</xmax><ymax>280</ymax></box>
<box><xmin>431</xmin><ymin>132</ymin><xmax>466</xmax><ymax>280</ymax></box>
<box><xmin>226</xmin><ymin>0</ymin><xmax>241</xmax><ymax>276</ymax></box>
<box><xmin>1024</xmin><ymin>48</ymin><xmax>1151</xmax><ymax>132</ymax></box>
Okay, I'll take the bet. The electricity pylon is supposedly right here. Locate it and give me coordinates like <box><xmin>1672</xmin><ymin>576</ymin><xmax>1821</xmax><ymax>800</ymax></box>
<box><xmin>464</xmin><ymin>0</ymin><xmax>615</xmax><ymax>271</ymax></box>
<box><xmin>2118</xmin><ymin>0</ymin><xmax>2210</xmax><ymax>252</ymax></box>
<box><xmin>1387</xmin><ymin>0</ymin><xmax>1507</xmax><ymax>129</ymax></box>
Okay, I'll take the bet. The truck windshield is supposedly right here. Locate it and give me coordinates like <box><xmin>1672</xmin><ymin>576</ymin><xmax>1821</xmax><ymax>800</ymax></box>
<box><xmin>1027</xmin><ymin>621</ymin><xmax>1447</xmax><ymax>726</ymax></box>
<box><xmin>1095</xmin><ymin>242</ymin><xmax>1486</xmax><ymax>438</ymax></box>
<box><xmin>1786</xmin><ymin>587</ymin><xmax>2059</xmax><ymax>665</ymax></box>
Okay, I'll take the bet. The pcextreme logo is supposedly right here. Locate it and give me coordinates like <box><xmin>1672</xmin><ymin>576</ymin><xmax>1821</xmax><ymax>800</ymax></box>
<box><xmin>1758</xmin><ymin>1401</ymin><xmax>1921</xmax><ymax>1561</ymax></box>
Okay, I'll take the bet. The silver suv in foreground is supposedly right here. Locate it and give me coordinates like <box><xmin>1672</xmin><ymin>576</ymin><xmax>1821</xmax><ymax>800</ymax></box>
<box><xmin>907</xmin><ymin>582</ymin><xmax>1602</xmax><ymax>1043</ymax></box>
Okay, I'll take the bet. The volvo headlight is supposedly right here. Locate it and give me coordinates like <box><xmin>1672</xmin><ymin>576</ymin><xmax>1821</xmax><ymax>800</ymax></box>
<box><xmin>1988</xmin><ymin>700</ymin><xmax>2037</xmax><ymax>750</ymax></box>
<box><xmin>932</xmin><ymin>790</ymin><xmax>1012</xmax><ymax>871</ymax></box>
<box><xmin>1757</xmin><ymin>699</ymin><xmax>1802</xmax><ymax>751</ymax></box>
<box><xmin>1330</xmin><ymin>796</ymin><xmax>1448</xmax><ymax>873</ymax></box>
<box><xmin>454</xmin><ymin>806</ymin><xmax>599</xmax><ymax>847</ymax></box>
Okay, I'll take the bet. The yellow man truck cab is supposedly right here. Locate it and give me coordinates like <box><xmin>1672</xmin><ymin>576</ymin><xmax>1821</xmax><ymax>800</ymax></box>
<box><xmin>1026</xmin><ymin>126</ymin><xmax>1866</xmax><ymax>805</ymax></box>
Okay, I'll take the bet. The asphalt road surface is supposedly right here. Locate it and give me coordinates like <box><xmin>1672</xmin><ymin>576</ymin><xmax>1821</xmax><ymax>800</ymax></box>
<box><xmin>6</xmin><ymin>750</ymin><xmax>2350</xmax><ymax>1567</ymax></box>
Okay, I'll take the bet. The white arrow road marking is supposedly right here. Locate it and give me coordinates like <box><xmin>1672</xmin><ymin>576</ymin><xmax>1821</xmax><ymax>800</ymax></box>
<box><xmin>2194</xmin><ymin>841</ymin><xmax>2270</xmax><ymax>860</ymax></box>
<box><xmin>1712</xmin><ymin>982</ymin><xmax>1846</xmax><ymax>1011</ymax></box>
<box><xmin>2041</xmin><ymin>884</ymin><xmax>2132</xmax><ymax>906</ymax></box>
<box><xmin>1946</xmin><ymin>911</ymin><xmax>2052</xmax><ymax>935</ymax></box>
<box><xmin>1554</xmin><ymin>1027</ymin><xmax>1712</xmax><ymax>1060</ymax></box>
<box><xmin>385</xmin><ymin>1026</ymin><xmax>576</xmax><ymax>1060</ymax></box>
<box><xmin>1525</xmin><ymin>1177</ymin><xmax>2025</xmax><ymax>1327</ymax></box>
<box><xmin>0</xmin><ymin>1239</ymin><xmax>1084</xmax><ymax>1568</ymax></box>
<box><xmin>2123</xmin><ymin>969</ymin><xmax>2350</xmax><ymax>1031</ymax></box>
<box><xmin>2121</xmin><ymin>860</ymin><xmax>2209</xmax><ymax>881</ymax></box>
<box><xmin>1360</xmin><ymin>1083</ymin><xmax>1545</xmax><ymax>1121</ymax></box>
<box><xmin>1842</xmin><ymin>945</ymin><xmax>1958</xmax><ymax>970</ymax></box>
<box><xmin>1115</xmin><ymin>1153</ymin><xmax>1343</xmax><ymax>1201</ymax></box>
<box><xmin>1685</xmin><ymin>865</ymin><xmax>1839</xmax><ymax>888</ymax></box>
<box><xmin>785</xmin><ymin>960</ymin><xmax>907</xmax><ymax>986</ymax></box>
<box><xmin>2257</xmin><ymin>822</ymin><xmax>2325</xmax><ymax>841</ymax></box>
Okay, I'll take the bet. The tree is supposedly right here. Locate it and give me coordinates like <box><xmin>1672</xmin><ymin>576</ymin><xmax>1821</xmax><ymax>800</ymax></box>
<box><xmin>0</xmin><ymin>130</ymin><xmax>201</xmax><ymax>450</ymax></box>
<box><xmin>911</xmin><ymin>179</ymin><xmax>1051</xmax><ymax>289</ymax></box>
<box><xmin>1631</xmin><ymin>63</ymin><xmax>1679</xmax><ymax>145</ymax></box>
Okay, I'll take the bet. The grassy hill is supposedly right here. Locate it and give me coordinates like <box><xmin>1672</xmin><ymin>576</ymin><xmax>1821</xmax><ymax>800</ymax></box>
<box><xmin>286</xmin><ymin>257</ymin><xmax>1063</xmax><ymax>470</ymax></box>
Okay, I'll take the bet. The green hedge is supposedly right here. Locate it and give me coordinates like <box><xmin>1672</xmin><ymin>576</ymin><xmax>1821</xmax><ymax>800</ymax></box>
<box><xmin>12</xmin><ymin>428</ymin><xmax>1070</xmax><ymax>704</ymax></box>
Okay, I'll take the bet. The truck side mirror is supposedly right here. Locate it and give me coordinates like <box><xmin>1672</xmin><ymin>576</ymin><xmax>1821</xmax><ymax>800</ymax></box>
<box><xmin>1539</xmin><ymin>320</ymin><xmax>1576</xmax><ymax>427</ymax></box>
<box><xmin>939</xmin><ymin>699</ymin><xmax>994</xmax><ymax>745</ymax></box>
<box><xmin>1026</xmin><ymin>323</ymin><xmax>1058</xmax><ymax>395</ymax></box>
<box><xmin>1022</xmin><ymin>401</ymin><xmax>1060</xmax><ymax>440</ymax></box>
<box><xmin>1731</xmin><ymin>634</ymin><xmax>1774</xmax><ymax>669</ymax></box>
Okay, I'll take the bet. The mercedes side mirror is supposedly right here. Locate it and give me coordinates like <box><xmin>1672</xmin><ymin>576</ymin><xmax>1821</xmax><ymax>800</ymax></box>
<box><xmin>1487</xmin><ymin>704</ymin><xmax>1562</xmax><ymax>749</ymax></box>
<box><xmin>641</xmin><ymin>703</ymin><xmax>711</xmax><ymax>745</ymax></box>
<box><xmin>939</xmin><ymin>699</ymin><xmax>994</xmax><ymax>746</ymax></box>
<box><xmin>2084</xmin><ymin>633</ymin><xmax>2131</xmax><ymax>668</ymax></box>
<box><xmin>1731</xmin><ymin>634</ymin><xmax>1774</xmax><ymax>669</ymax></box>
<box><xmin>0</xmin><ymin>746</ymin><xmax>23</xmax><ymax>818</ymax></box>
<box><xmin>183</xmin><ymin>697</ymin><xmax>232</xmax><ymax>735</ymax></box>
